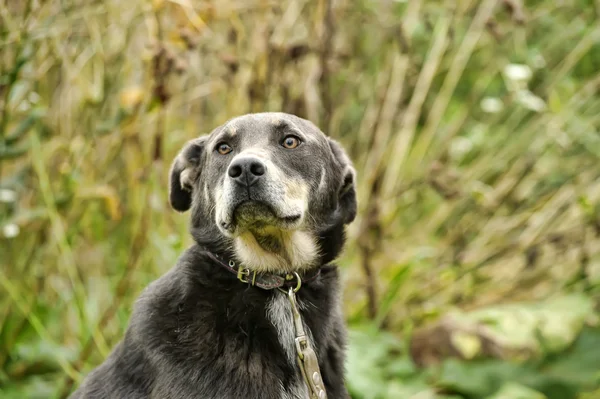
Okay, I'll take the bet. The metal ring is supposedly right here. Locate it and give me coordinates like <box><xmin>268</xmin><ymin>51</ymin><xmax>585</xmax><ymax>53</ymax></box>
<box><xmin>289</xmin><ymin>271</ymin><xmax>301</xmax><ymax>292</ymax></box>
<box><xmin>228</xmin><ymin>260</ymin><xmax>235</xmax><ymax>268</ymax></box>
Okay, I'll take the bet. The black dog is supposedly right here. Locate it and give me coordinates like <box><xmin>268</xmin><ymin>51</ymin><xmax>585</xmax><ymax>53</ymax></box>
<box><xmin>71</xmin><ymin>112</ymin><xmax>357</xmax><ymax>398</ymax></box>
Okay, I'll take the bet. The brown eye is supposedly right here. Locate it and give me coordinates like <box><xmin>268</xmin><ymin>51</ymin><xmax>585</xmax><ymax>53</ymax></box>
<box><xmin>217</xmin><ymin>143</ymin><xmax>232</xmax><ymax>155</ymax></box>
<box><xmin>282</xmin><ymin>135</ymin><xmax>300</xmax><ymax>149</ymax></box>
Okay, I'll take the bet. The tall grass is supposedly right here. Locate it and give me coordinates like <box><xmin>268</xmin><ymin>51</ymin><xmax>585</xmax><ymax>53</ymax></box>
<box><xmin>1</xmin><ymin>0</ymin><xmax>600</xmax><ymax>398</ymax></box>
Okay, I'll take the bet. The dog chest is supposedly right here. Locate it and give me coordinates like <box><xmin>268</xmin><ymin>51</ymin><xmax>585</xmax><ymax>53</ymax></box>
<box><xmin>266</xmin><ymin>293</ymin><xmax>314</xmax><ymax>398</ymax></box>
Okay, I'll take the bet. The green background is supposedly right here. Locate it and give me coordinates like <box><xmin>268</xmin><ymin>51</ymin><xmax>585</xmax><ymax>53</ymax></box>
<box><xmin>2</xmin><ymin>0</ymin><xmax>600</xmax><ymax>398</ymax></box>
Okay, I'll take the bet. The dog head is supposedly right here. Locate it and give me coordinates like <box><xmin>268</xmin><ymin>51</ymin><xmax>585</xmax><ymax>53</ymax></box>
<box><xmin>169</xmin><ymin>112</ymin><xmax>356</xmax><ymax>272</ymax></box>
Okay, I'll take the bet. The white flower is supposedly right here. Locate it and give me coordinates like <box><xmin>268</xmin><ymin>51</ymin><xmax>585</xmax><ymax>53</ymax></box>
<box><xmin>28</xmin><ymin>91</ymin><xmax>40</xmax><ymax>104</ymax></box>
<box><xmin>504</xmin><ymin>63</ymin><xmax>533</xmax><ymax>82</ymax></box>
<box><xmin>516</xmin><ymin>90</ymin><xmax>547</xmax><ymax>112</ymax></box>
<box><xmin>17</xmin><ymin>100</ymin><xmax>31</xmax><ymax>112</ymax></box>
<box><xmin>449</xmin><ymin>137</ymin><xmax>473</xmax><ymax>160</ymax></box>
<box><xmin>531</xmin><ymin>54</ymin><xmax>547</xmax><ymax>69</ymax></box>
<box><xmin>0</xmin><ymin>189</ymin><xmax>17</xmax><ymax>203</ymax></box>
<box><xmin>480</xmin><ymin>97</ymin><xmax>504</xmax><ymax>113</ymax></box>
<box><xmin>3</xmin><ymin>224</ymin><xmax>20</xmax><ymax>238</ymax></box>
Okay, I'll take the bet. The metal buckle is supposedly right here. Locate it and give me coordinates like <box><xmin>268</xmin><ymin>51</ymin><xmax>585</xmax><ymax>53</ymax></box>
<box><xmin>237</xmin><ymin>267</ymin><xmax>257</xmax><ymax>285</ymax></box>
<box><xmin>295</xmin><ymin>336</ymin><xmax>307</xmax><ymax>360</ymax></box>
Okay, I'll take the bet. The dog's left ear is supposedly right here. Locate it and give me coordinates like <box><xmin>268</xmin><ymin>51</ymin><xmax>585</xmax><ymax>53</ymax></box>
<box><xmin>169</xmin><ymin>136</ymin><xmax>207</xmax><ymax>212</ymax></box>
<box><xmin>328</xmin><ymin>138</ymin><xmax>357</xmax><ymax>224</ymax></box>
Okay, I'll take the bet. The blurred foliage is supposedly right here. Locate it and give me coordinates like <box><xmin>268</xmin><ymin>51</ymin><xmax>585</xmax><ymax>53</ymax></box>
<box><xmin>1</xmin><ymin>0</ymin><xmax>600</xmax><ymax>398</ymax></box>
<box><xmin>347</xmin><ymin>295</ymin><xmax>600</xmax><ymax>399</ymax></box>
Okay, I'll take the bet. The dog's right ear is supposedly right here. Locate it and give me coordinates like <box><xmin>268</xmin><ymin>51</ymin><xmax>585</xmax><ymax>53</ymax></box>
<box><xmin>169</xmin><ymin>137</ymin><xmax>207</xmax><ymax>212</ymax></box>
<box><xmin>328</xmin><ymin>138</ymin><xmax>357</xmax><ymax>225</ymax></box>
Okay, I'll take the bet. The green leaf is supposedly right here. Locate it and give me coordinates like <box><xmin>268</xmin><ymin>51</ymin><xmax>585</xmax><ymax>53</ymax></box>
<box><xmin>347</xmin><ymin>326</ymin><xmax>413</xmax><ymax>398</ymax></box>
<box><xmin>465</xmin><ymin>294</ymin><xmax>594</xmax><ymax>356</ymax></box>
<box><xmin>0</xmin><ymin>374</ymin><xmax>60</xmax><ymax>399</ymax></box>
<box><xmin>540</xmin><ymin>327</ymin><xmax>600</xmax><ymax>391</ymax></box>
<box><xmin>436</xmin><ymin>358</ymin><xmax>524</xmax><ymax>397</ymax></box>
<box><xmin>5</xmin><ymin>107</ymin><xmax>46</xmax><ymax>145</ymax></box>
<box><xmin>487</xmin><ymin>382</ymin><xmax>547</xmax><ymax>399</ymax></box>
<box><xmin>375</xmin><ymin>264</ymin><xmax>412</xmax><ymax>326</ymax></box>
<box><xmin>548</xmin><ymin>90</ymin><xmax>562</xmax><ymax>113</ymax></box>
<box><xmin>0</xmin><ymin>142</ymin><xmax>29</xmax><ymax>160</ymax></box>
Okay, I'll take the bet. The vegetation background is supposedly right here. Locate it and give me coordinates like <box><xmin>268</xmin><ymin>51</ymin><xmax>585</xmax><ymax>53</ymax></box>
<box><xmin>2</xmin><ymin>0</ymin><xmax>600</xmax><ymax>398</ymax></box>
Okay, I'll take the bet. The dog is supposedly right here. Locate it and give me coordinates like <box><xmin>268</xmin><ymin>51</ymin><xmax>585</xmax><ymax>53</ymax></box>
<box><xmin>70</xmin><ymin>112</ymin><xmax>357</xmax><ymax>399</ymax></box>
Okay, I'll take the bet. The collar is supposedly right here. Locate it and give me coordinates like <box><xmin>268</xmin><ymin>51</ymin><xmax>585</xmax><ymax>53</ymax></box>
<box><xmin>205</xmin><ymin>251</ymin><xmax>321</xmax><ymax>290</ymax></box>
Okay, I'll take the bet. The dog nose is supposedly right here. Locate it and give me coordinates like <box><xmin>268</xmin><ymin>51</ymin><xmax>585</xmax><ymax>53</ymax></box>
<box><xmin>228</xmin><ymin>157</ymin><xmax>266</xmax><ymax>186</ymax></box>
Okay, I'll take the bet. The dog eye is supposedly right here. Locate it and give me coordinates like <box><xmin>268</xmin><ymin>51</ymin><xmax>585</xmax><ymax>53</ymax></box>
<box><xmin>216</xmin><ymin>143</ymin><xmax>232</xmax><ymax>155</ymax></box>
<box><xmin>282</xmin><ymin>135</ymin><xmax>301</xmax><ymax>149</ymax></box>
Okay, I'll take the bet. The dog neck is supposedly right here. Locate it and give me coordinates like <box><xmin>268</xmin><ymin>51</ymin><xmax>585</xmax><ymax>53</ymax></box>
<box><xmin>191</xmin><ymin>212</ymin><xmax>346</xmax><ymax>273</ymax></box>
<box><xmin>233</xmin><ymin>228</ymin><xmax>319</xmax><ymax>273</ymax></box>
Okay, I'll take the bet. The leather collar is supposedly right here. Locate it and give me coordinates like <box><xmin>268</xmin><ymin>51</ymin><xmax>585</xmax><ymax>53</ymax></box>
<box><xmin>205</xmin><ymin>251</ymin><xmax>321</xmax><ymax>290</ymax></box>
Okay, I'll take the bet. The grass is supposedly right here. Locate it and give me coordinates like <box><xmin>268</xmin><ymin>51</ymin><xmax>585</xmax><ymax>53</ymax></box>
<box><xmin>1</xmin><ymin>0</ymin><xmax>600</xmax><ymax>398</ymax></box>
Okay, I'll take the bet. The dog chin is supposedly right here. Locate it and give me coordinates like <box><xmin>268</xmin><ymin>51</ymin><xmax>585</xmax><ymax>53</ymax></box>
<box><xmin>218</xmin><ymin>202</ymin><xmax>304</xmax><ymax>237</ymax></box>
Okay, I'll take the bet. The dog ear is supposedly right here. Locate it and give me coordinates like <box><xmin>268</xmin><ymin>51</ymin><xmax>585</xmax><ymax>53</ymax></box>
<box><xmin>169</xmin><ymin>137</ymin><xmax>207</xmax><ymax>212</ymax></box>
<box><xmin>328</xmin><ymin>138</ymin><xmax>357</xmax><ymax>224</ymax></box>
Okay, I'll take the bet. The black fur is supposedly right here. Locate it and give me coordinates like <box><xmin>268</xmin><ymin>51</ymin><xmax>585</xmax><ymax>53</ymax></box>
<box><xmin>71</xmin><ymin>247</ymin><xmax>348</xmax><ymax>399</ymax></box>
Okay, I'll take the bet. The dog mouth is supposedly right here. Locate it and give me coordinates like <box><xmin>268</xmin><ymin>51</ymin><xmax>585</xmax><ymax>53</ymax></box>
<box><xmin>220</xmin><ymin>200</ymin><xmax>302</xmax><ymax>234</ymax></box>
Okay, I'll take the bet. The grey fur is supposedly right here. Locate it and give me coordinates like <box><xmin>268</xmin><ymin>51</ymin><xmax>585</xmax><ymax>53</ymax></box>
<box><xmin>266</xmin><ymin>294</ymin><xmax>310</xmax><ymax>398</ymax></box>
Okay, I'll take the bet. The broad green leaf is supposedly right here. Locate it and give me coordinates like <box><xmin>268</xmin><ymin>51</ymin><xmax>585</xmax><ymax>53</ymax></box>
<box><xmin>487</xmin><ymin>382</ymin><xmax>547</xmax><ymax>399</ymax></box>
